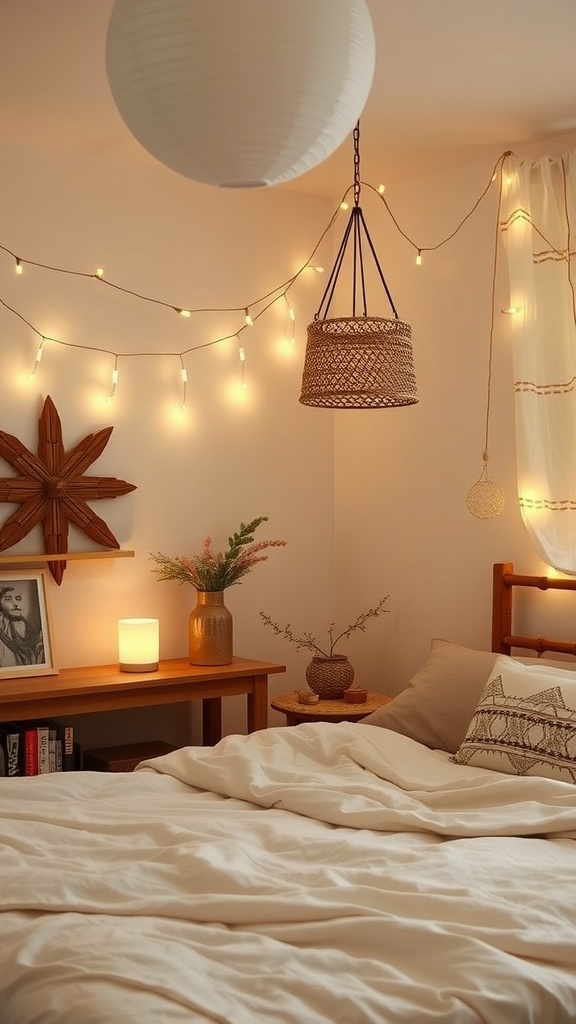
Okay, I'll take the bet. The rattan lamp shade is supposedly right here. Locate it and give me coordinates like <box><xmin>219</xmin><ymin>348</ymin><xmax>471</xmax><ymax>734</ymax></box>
<box><xmin>106</xmin><ymin>0</ymin><xmax>375</xmax><ymax>188</ymax></box>
<box><xmin>300</xmin><ymin>124</ymin><xmax>418</xmax><ymax>410</ymax></box>
<box><xmin>300</xmin><ymin>316</ymin><xmax>418</xmax><ymax>409</ymax></box>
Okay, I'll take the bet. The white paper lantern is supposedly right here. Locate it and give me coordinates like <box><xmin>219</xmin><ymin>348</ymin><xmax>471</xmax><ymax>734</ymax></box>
<box><xmin>106</xmin><ymin>0</ymin><xmax>376</xmax><ymax>188</ymax></box>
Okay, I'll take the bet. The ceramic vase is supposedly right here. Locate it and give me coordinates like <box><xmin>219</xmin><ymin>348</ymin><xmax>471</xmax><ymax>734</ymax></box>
<box><xmin>305</xmin><ymin>654</ymin><xmax>354</xmax><ymax>699</ymax></box>
<box><xmin>188</xmin><ymin>591</ymin><xmax>233</xmax><ymax>666</ymax></box>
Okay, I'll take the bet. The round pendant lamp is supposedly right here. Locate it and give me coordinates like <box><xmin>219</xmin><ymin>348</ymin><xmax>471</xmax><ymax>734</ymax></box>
<box><xmin>105</xmin><ymin>0</ymin><xmax>376</xmax><ymax>188</ymax></box>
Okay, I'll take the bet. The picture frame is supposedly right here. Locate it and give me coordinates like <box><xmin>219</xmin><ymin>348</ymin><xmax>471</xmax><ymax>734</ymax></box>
<box><xmin>0</xmin><ymin>570</ymin><xmax>57</xmax><ymax>679</ymax></box>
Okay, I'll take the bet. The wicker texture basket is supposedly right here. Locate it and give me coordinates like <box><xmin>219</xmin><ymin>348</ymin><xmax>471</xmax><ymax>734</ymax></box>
<box><xmin>300</xmin><ymin>316</ymin><xmax>418</xmax><ymax>409</ymax></box>
<box><xmin>305</xmin><ymin>655</ymin><xmax>355</xmax><ymax>699</ymax></box>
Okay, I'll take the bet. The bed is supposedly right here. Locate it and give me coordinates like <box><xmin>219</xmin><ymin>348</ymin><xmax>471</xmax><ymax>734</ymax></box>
<box><xmin>1</xmin><ymin>562</ymin><xmax>576</xmax><ymax>1023</ymax></box>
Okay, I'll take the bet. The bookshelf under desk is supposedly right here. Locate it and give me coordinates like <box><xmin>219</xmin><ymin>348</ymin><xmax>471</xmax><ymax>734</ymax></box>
<box><xmin>0</xmin><ymin>657</ymin><xmax>286</xmax><ymax>746</ymax></box>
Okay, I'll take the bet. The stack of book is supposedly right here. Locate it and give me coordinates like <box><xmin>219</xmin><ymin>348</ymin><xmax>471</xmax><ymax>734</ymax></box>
<box><xmin>0</xmin><ymin>720</ymin><xmax>77</xmax><ymax>776</ymax></box>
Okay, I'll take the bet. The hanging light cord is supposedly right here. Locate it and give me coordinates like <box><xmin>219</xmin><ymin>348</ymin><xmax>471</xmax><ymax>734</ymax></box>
<box><xmin>561</xmin><ymin>156</ymin><xmax>576</xmax><ymax>334</ymax></box>
<box><xmin>478</xmin><ymin>152</ymin><xmax>506</xmax><ymax>477</ymax></box>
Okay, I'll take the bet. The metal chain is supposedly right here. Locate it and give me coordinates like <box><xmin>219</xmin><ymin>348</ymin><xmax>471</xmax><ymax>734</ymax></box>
<box><xmin>313</xmin><ymin>118</ymin><xmax>398</xmax><ymax>319</ymax></box>
<box><xmin>353</xmin><ymin>122</ymin><xmax>361</xmax><ymax>206</ymax></box>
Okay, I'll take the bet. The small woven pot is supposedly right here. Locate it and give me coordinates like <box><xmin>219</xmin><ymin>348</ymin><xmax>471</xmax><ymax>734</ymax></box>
<box><xmin>305</xmin><ymin>655</ymin><xmax>355</xmax><ymax>699</ymax></box>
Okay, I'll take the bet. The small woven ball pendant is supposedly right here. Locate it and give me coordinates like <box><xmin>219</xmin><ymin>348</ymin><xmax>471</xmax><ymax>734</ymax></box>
<box><xmin>466</xmin><ymin>479</ymin><xmax>505</xmax><ymax>519</ymax></box>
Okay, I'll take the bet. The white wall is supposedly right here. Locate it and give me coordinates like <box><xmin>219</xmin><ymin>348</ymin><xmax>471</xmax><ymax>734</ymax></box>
<box><xmin>3</xmin><ymin>130</ymin><xmax>576</xmax><ymax>747</ymax></box>
<box><xmin>0</xmin><ymin>141</ymin><xmax>338</xmax><ymax>745</ymax></box>
<box><xmin>334</xmin><ymin>133</ymin><xmax>576</xmax><ymax>697</ymax></box>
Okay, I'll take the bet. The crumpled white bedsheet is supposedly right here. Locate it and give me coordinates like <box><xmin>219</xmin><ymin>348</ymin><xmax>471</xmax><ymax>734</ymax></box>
<box><xmin>1</xmin><ymin>722</ymin><xmax>575</xmax><ymax>1024</ymax></box>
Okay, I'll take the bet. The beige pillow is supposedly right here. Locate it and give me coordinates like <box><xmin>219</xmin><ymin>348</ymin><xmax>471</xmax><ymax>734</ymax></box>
<box><xmin>452</xmin><ymin>656</ymin><xmax>576</xmax><ymax>783</ymax></box>
<box><xmin>362</xmin><ymin>640</ymin><xmax>501</xmax><ymax>753</ymax></box>
<box><xmin>362</xmin><ymin>639</ymin><xmax>576</xmax><ymax>754</ymax></box>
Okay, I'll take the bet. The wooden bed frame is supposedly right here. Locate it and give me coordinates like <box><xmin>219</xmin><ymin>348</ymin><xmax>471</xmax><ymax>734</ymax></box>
<box><xmin>492</xmin><ymin>561</ymin><xmax>576</xmax><ymax>656</ymax></box>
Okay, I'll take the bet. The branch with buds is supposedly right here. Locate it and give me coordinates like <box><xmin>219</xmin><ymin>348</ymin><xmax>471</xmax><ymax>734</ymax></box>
<box><xmin>259</xmin><ymin>597</ymin><xmax>389</xmax><ymax>658</ymax></box>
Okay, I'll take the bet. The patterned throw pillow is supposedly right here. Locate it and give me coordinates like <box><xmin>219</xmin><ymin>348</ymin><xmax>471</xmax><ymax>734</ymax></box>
<box><xmin>452</xmin><ymin>656</ymin><xmax>576</xmax><ymax>783</ymax></box>
<box><xmin>361</xmin><ymin>638</ymin><xmax>576</xmax><ymax>754</ymax></box>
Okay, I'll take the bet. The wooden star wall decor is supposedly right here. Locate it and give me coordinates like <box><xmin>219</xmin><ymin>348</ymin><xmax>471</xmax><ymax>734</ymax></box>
<box><xmin>0</xmin><ymin>396</ymin><xmax>136</xmax><ymax>584</ymax></box>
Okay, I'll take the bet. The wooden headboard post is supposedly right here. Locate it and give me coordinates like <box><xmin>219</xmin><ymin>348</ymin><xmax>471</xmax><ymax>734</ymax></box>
<box><xmin>492</xmin><ymin>561</ymin><xmax>576</xmax><ymax>656</ymax></box>
<box><xmin>492</xmin><ymin>562</ymin><xmax>514</xmax><ymax>654</ymax></box>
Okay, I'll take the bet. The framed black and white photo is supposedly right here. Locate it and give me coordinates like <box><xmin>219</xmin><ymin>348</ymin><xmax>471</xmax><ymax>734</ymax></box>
<box><xmin>0</xmin><ymin>570</ymin><xmax>57</xmax><ymax>679</ymax></box>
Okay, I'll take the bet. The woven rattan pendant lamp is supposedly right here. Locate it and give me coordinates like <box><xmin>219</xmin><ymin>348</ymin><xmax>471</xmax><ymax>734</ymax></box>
<box><xmin>300</xmin><ymin>124</ymin><xmax>418</xmax><ymax>409</ymax></box>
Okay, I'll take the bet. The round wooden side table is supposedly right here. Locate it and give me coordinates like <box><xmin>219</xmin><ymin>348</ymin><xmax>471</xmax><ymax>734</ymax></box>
<box><xmin>270</xmin><ymin>690</ymin><xmax>391</xmax><ymax>726</ymax></box>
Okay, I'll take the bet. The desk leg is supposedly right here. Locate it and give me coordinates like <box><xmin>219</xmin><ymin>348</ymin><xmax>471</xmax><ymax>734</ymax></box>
<box><xmin>247</xmin><ymin>674</ymin><xmax>268</xmax><ymax>732</ymax></box>
<box><xmin>202</xmin><ymin>698</ymin><xmax>222</xmax><ymax>746</ymax></box>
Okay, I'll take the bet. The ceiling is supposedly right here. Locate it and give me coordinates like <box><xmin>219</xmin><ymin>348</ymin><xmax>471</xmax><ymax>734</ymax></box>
<box><xmin>1</xmin><ymin>0</ymin><xmax>576</xmax><ymax>196</ymax></box>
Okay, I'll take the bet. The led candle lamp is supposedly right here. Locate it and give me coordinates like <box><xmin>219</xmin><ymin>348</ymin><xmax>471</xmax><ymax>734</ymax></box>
<box><xmin>118</xmin><ymin>618</ymin><xmax>160</xmax><ymax>672</ymax></box>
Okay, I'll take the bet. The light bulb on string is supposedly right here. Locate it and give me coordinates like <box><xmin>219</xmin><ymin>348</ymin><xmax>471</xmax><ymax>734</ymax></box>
<box><xmin>415</xmin><ymin>250</ymin><xmax>422</xmax><ymax>266</ymax></box>
<box><xmin>107</xmin><ymin>358</ymin><xmax>119</xmax><ymax>401</ymax></box>
<box><xmin>14</xmin><ymin>258</ymin><xmax>23</xmax><ymax>276</ymax></box>
<box><xmin>238</xmin><ymin>343</ymin><xmax>247</xmax><ymax>389</ymax></box>
<box><xmin>28</xmin><ymin>337</ymin><xmax>45</xmax><ymax>378</ymax></box>
<box><xmin>179</xmin><ymin>356</ymin><xmax>188</xmax><ymax>409</ymax></box>
<box><xmin>245</xmin><ymin>308</ymin><xmax>253</xmax><ymax>327</ymax></box>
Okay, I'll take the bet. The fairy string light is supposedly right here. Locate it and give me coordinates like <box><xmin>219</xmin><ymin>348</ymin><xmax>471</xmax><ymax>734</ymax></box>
<box><xmin>179</xmin><ymin>355</ymin><xmax>188</xmax><ymax>409</ymax></box>
<box><xmin>0</xmin><ymin>150</ymin><xmax>522</xmax><ymax>405</ymax></box>
<box><xmin>0</xmin><ymin>185</ymin><xmax>351</xmax><ymax>400</ymax></box>
<box><xmin>364</xmin><ymin>150</ymin><xmax>513</xmax><ymax>265</ymax></box>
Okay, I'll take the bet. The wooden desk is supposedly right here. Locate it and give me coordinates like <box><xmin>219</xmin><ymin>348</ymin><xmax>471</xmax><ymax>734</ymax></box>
<box><xmin>0</xmin><ymin>657</ymin><xmax>286</xmax><ymax>745</ymax></box>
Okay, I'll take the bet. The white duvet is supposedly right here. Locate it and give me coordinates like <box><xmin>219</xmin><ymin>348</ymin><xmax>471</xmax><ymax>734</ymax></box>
<box><xmin>1</xmin><ymin>722</ymin><xmax>576</xmax><ymax>1024</ymax></box>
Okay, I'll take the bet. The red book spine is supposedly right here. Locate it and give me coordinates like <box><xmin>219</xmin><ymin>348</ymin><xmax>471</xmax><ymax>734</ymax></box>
<box><xmin>24</xmin><ymin>728</ymin><xmax>38</xmax><ymax>776</ymax></box>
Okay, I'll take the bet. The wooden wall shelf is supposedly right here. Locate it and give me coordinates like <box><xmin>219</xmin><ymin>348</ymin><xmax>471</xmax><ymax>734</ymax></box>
<box><xmin>0</xmin><ymin>550</ymin><xmax>135</xmax><ymax>566</ymax></box>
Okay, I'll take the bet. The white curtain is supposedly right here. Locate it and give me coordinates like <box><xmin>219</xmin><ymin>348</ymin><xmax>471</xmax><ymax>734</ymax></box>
<box><xmin>501</xmin><ymin>150</ymin><xmax>576</xmax><ymax>574</ymax></box>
